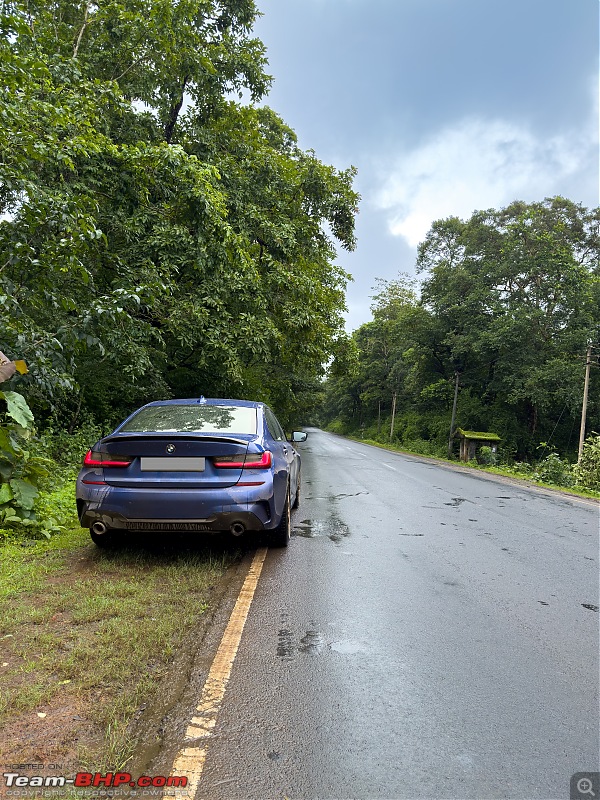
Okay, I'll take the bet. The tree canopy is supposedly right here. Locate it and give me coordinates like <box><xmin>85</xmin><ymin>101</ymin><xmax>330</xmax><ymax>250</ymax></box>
<box><xmin>324</xmin><ymin>198</ymin><xmax>599</xmax><ymax>460</ymax></box>
<box><xmin>0</xmin><ymin>0</ymin><xmax>359</xmax><ymax>428</ymax></box>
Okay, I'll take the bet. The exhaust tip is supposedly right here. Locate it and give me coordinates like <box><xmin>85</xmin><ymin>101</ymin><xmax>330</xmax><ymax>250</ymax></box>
<box><xmin>92</xmin><ymin>521</ymin><xmax>108</xmax><ymax>535</ymax></box>
<box><xmin>230</xmin><ymin>522</ymin><xmax>245</xmax><ymax>537</ymax></box>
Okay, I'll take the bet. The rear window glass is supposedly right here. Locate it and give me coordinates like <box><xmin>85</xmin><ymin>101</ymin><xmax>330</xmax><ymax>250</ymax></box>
<box><xmin>120</xmin><ymin>405</ymin><xmax>257</xmax><ymax>434</ymax></box>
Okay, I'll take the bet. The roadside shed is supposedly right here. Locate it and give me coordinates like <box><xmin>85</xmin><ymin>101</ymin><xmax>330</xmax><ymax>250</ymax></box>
<box><xmin>455</xmin><ymin>428</ymin><xmax>501</xmax><ymax>462</ymax></box>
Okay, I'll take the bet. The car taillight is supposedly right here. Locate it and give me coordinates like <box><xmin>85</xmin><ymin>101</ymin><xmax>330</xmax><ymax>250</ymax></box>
<box><xmin>83</xmin><ymin>450</ymin><xmax>133</xmax><ymax>467</ymax></box>
<box><xmin>213</xmin><ymin>451</ymin><xmax>272</xmax><ymax>469</ymax></box>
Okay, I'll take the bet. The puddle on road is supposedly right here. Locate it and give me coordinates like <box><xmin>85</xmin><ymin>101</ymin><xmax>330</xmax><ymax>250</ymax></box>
<box><xmin>276</xmin><ymin>624</ymin><xmax>369</xmax><ymax>659</ymax></box>
<box><xmin>277</xmin><ymin>627</ymin><xmax>327</xmax><ymax>659</ymax></box>
<box><xmin>292</xmin><ymin>516</ymin><xmax>351</xmax><ymax>544</ymax></box>
<box><xmin>299</xmin><ymin>630</ymin><xmax>326</xmax><ymax>654</ymax></box>
<box><xmin>329</xmin><ymin>518</ymin><xmax>351</xmax><ymax>543</ymax></box>
<box><xmin>293</xmin><ymin>519</ymin><xmax>325</xmax><ymax>538</ymax></box>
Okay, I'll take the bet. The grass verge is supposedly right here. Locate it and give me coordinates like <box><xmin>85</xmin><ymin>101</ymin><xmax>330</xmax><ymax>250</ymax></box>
<box><xmin>0</xmin><ymin>521</ymin><xmax>240</xmax><ymax>785</ymax></box>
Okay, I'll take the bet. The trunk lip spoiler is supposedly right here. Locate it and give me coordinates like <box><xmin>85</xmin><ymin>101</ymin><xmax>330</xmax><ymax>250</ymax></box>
<box><xmin>102</xmin><ymin>433</ymin><xmax>254</xmax><ymax>446</ymax></box>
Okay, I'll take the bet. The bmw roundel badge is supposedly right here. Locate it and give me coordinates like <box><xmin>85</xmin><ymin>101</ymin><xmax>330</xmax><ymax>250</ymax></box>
<box><xmin>166</xmin><ymin>444</ymin><xmax>176</xmax><ymax>454</ymax></box>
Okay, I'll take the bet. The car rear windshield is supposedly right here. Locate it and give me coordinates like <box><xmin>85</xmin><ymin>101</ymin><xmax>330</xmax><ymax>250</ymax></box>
<box><xmin>119</xmin><ymin>405</ymin><xmax>257</xmax><ymax>434</ymax></box>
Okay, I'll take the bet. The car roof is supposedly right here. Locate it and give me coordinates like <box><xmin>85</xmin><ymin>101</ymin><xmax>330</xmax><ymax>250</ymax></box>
<box><xmin>141</xmin><ymin>398</ymin><xmax>264</xmax><ymax>409</ymax></box>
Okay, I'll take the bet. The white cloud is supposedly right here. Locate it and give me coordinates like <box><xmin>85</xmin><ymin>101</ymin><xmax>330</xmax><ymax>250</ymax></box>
<box><xmin>376</xmin><ymin>115</ymin><xmax>598</xmax><ymax>248</ymax></box>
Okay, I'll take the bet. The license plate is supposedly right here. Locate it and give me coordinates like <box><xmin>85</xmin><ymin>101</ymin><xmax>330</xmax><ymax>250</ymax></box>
<box><xmin>140</xmin><ymin>457</ymin><xmax>205</xmax><ymax>472</ymax></box>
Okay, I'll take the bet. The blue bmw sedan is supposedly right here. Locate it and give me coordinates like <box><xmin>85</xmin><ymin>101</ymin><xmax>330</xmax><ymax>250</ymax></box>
<box><xmin>76</xmin><ymin>398</ymin><xmax>307</xmax><ymax>548</ymax></box>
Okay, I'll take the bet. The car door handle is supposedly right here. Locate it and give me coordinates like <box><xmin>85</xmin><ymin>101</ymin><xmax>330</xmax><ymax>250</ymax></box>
<box><xmin>282</xmin><ymin>446</ymin><xmax>288</xmax><ymax>454</ymax></box>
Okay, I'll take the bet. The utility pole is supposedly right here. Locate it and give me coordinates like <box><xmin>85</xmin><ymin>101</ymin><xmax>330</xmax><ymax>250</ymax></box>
<box><xmin>578</xmin><ymin>344</ymin><xmax>592</xmax><ymax>464</ymax></box>
<box><xmin>448</xmin><ymin>371</ymin><xmax>460</xmax><ymax>458</ymax></box>
<box><xmin>390</xmin><ymin>391</ymin><xmax>397</xmax><ymax>442</ymax></box>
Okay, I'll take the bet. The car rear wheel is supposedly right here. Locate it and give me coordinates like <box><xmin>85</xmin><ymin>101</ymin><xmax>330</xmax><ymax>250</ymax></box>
<box><xmin>269</xmin><ymin>486</ymin><xmax>291</xmax><ymax>548</ymax></box>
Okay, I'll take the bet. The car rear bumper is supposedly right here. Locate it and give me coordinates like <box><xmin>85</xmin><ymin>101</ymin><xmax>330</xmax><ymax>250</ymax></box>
<box><xmin>80</xmin><ymin>510</ymin><xmax>267</xmax><ymax>532</ymax></box>
<box><xmin>76</xmin><ymin>481</ymin><xmax>274</xmax><ymax>532</ymax></box>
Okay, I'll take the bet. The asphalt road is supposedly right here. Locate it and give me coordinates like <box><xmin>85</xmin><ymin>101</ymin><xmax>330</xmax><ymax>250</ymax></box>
<box><xmin>193</xmin><ymin>429</ymin><xmax>599</xmax><ymax>800</ymax></box>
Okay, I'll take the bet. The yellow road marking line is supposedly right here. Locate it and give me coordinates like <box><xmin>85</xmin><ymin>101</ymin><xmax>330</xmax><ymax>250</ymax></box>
<box><xmin>162</xmin><ymin>547</ymin><xmax>268</xmax><ymax>800</ymax></box>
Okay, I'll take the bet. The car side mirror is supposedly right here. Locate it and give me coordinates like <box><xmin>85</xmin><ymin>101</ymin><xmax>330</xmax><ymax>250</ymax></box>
<box><xmin>291</xmin><ymin>431</ymin><xmax>308</xmax><ymax>443</ymax></box>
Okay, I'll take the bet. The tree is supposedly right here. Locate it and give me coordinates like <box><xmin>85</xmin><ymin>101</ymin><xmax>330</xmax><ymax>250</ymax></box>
<box><xmin>0</xmin><ymin>0</ymin><xmax>359</xmax><ymax>429</ymax></box>
<box><xmin>324</xmin><ymin>198</ymin><xmax>599</xmax><ymax>459</ymax></box>
<box><xmin>417</xmin><ymin>198</ymin><xmax>599</xmax><ymax>447</ymax></box>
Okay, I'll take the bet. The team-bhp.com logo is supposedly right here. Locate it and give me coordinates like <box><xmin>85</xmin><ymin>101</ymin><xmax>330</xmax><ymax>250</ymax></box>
<box><xmin>3</xmin><ymin>772</ymin><xmax>187</xmax><ymax>790</ymax></box>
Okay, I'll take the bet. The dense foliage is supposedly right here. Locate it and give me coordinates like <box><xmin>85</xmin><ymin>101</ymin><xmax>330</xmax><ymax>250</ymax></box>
<box><xmin>0</xmin><ymin>0</ymin><xmax>358</xmax><ymax>433</ymax></box>
<box><xmin>0</xmin><ymin>390</ymin><xmax>51</xmax><ymax>526</ymax></box>
<box><xmin>323</xmin><ymin>198</ymin><xmax>600</xmax><ymax>475</ymax></box>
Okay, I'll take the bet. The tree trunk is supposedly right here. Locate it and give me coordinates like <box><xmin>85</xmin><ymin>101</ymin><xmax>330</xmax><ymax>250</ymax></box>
<box><xmin>164</xmin><ymin>77</ymin><xmax>189</xmax><ymax>143</ymax></box>
<box><xmin>529</xmin><ymin>403</ymin><xmax>538</xmax><ymax>434</ymax></box>
<box><xmin>389</xmin><ymin>392</ymin><xmax>397</xmax><ymax>441</ymax></box>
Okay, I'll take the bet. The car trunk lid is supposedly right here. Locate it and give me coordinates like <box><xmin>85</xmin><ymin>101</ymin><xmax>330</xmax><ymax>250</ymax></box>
<box><xmin>97</xmin><ymin>433</ymin><xmax>253</xmax><ymax>488</ymax></box>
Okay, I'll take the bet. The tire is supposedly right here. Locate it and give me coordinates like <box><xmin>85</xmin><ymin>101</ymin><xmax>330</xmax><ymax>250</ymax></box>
<box><xmin>90</xmin><ymin>528</ymin><xmax>116</xmax><ymax>548</ymax></box>
<box><xmin>270</xmin><ymin>486</ymin><xmax>291</xmax><ymax>547</ymax></box>
<box><xmin>292</xmin><ymin>471</ymin><xmax>301</xmax><ymax>509</ymax></box>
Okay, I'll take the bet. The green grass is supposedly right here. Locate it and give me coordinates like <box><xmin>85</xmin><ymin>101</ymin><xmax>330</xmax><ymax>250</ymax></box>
<box><xmin>0</xmin><ymin>520</ymin><xmax>240</xmax><ymax>776</ymax></box>
<box><xmin>479</xmin><ymin>464</ymin><xmax>600</xmax><ymax>499</ymax></box>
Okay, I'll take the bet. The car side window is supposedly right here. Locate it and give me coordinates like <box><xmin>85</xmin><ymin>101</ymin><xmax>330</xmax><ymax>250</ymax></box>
<box><xmin>264</xmin><ymin>407</ymin><xmax>285</xmax><ymax>441</ymax></box>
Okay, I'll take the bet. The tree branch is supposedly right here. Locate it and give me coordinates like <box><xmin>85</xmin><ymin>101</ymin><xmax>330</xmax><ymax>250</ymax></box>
<box><xmin>73</xmin><ymin>3</ymin><xmax>90</xmax><ymax>58</ymax></box>
<box><xmin>164</xmin><ymin>77</ymin><xmax>189</xmax><ymax>144</ymax></box>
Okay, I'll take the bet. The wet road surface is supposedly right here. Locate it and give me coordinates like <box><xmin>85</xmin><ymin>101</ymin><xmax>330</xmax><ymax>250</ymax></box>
<box><xmin>176</xmin><ymin>430</ymin><xmax>599</xmax><ymax>799</ymax></box>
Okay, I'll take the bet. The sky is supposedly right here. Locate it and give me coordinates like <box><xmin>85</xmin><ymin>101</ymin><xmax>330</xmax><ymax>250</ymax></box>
<box><xmin>252</xmin><ymin>0</ymin><xmax>599</xmax><ymax>332</ymax></box>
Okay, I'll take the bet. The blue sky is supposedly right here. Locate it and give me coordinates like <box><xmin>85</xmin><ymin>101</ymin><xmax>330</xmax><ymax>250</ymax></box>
<box><xmin>253</xmin><ymin>0</ymin><xmax>599</xmax><ymax>332</ymax></box>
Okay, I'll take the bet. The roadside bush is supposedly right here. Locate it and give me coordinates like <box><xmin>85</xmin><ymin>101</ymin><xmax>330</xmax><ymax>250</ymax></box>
<box><xmin>393</xmin><ymin>410</ymin><xmax>428</xmax><ymax>443</ymax></box>
<box><xmin>0</xmin><ymin>393</ymin><xmax>90</xmax><ymax>540</ymax></box>
<box><xmin>27</xmin><ymin>421</ymin><xmax>105</xmax><ymax>539</ymax></box>
<box><xmin>402</xmin><ymin>438</ymin><xmax>445</xmax><ymax>457</ymax></box>
<box><xmin>573</xmin><ymin>433</ymin><xmax>600</xmax><ymax>491</ymax></box>
<box><xmin>503</xmin><ymin>461</ymin><xmax>534</xmax><ymax>476</ymax></box>
<box><xmin>326</xmin><ymin>419</ymin><xmax>350</xmax><ymax>435</ymax></box>
<box><xmin>34</xmin><ymin>480</ymin><xmax>78</xmax><ymax>536</ymax></box>
<box><xmin>39</xmin><ymin>420</ymin><xmax>105</xmax><ymax>470</ymax></box>
<box><xmin>361</xmin><ymin>421</ymin><xmax>384</xmax><ymax>441</ymax></box>
<box><xmin>0</xmin><ymin>391</ymin><xmax>53</xmax><ymax>527</ymax></box>
<box><xmin>533</xmin><ymin>452</ymin><xmax>574</xmax><ymax>487</ymax></box>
